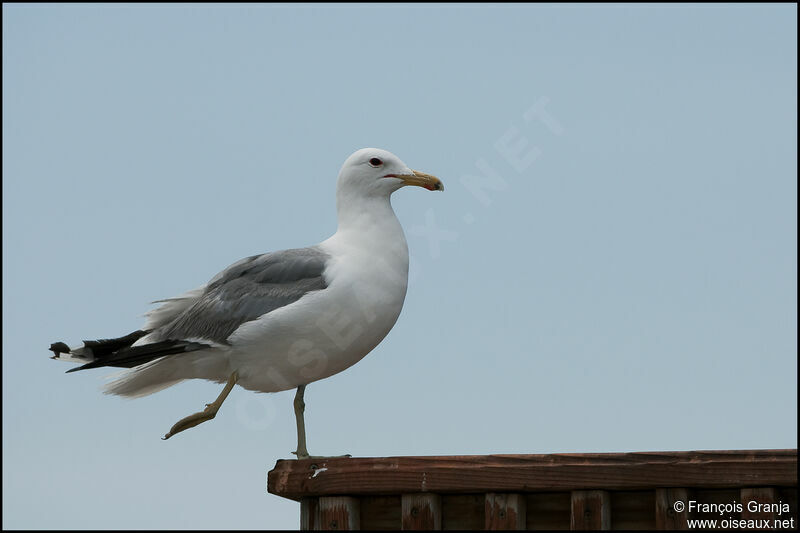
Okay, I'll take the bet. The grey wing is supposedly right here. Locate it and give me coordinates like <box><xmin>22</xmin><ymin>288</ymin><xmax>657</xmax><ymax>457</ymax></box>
<box><xmin>150</xmin><ymin>247</ymin><xmax>330</xmax><ymax>345</ymax></box>
<box><xmin>142</xmin><ymin>286</ymin><xmax>207</xmax><ymax>330</ymax></box>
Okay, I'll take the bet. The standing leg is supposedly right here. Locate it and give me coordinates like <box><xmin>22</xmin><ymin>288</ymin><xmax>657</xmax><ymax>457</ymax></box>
<box><xmin>292</xmin><ymin>385</ymin><xmax>310</xmax><ymax>459</ymax></box>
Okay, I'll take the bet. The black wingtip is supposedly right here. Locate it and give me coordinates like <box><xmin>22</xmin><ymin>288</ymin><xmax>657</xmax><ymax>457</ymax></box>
<box><xmin>65</xmin><ymin>360</ymin><xmax>96</xmax><ymax>373</ymax></box>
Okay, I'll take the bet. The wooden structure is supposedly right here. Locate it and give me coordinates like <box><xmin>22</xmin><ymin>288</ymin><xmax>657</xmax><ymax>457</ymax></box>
<box><xmin>268</xmin><ymin>449</ymin><xmax>797</xmax><ymax>530</ymax></box>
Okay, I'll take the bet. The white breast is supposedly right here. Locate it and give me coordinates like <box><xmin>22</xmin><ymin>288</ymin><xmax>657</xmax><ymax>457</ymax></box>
<box><xmin>228</xmin><ymin>202</ymin><xmax>410</xmax><ymax>393</ymax></box>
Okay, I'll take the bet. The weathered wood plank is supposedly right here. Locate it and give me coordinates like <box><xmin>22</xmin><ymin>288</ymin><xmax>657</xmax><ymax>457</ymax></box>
<box><xmin>485</xmin><ymin>493</ymin><xmax>526</xmax><ymax>530</ymax></box>
<box><xmin>571</xmin><ymin>490</ymin><xmax>610</xmax><ymax>530</ymax></box>
<box><xmin>609</xmin><ymin>490</ymin><xmax>655</xmax><ymax>530</ymax></box>
<box><xmin>301</xmin><ymin>497</ymin><xmax>319</xmax><ymax>531</ymax></box>
<box><xmin>687</xmin><ymin>488</ymin><xmax>740</xmax><ymax>521</ymax></box>
<box><xmin>441</xmin><ymin>494</ymin><xmax>484</xmax><ymax>530</ymax></box>
<box><xmin>360</xmin><ymin>496</ymin><xmax>401</xmax><ymax>530</ymax></box>
<box><xmin>779</xmin><ymin>487</ymin><xmax>798</xmax><ymax>526</ymax></box>
<box><xmin>526</xmin><ymin>492</ymin><xmax>570</xmax><ymax>530</ymax></box>
<box><xmin>267</xmin><ymin>450</ymin><xmax>797</xmax><ymax>501</ymax></box>
<box><xmin>655</xmin><ymin>488</ymin><xmax>688</xmax><ymax>530</ymax></box>
<box><xmin>741</xmin><ymin>487</ymin><xmax>780</xmax><ymax>529</ymax></box>
<box><xmin>401</xmin><ymin>493</ymin><xmax>441</xmax><ymax>530</ymax></box>
<box><xmin>318</xmin><ymin>496</ymin><xmax>360</xmax><ymax>530</ymax></box>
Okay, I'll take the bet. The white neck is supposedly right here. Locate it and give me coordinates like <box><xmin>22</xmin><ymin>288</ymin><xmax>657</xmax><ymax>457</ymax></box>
<box><xmin>321</xmin><ymin>189</ymin><xmax>410</xmax><ymax>286</ymax></box>
<box><xmin>334</xmin><ymin>188</ymin><xmax>402</xmax><ymax>238</ymax></box>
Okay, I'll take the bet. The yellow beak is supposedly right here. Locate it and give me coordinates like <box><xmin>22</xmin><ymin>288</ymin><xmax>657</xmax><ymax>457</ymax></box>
<box><xmin>394</xmin><ymin>170</ymin><xmax>444</xmax><ymax>191</ymax></box>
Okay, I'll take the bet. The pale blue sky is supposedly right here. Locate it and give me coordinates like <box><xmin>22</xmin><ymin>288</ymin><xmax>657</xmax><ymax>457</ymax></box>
<box><xmin>3</xmin><ymin>4</ymin><xmax>796</xmax><ymax>529</ymax></box>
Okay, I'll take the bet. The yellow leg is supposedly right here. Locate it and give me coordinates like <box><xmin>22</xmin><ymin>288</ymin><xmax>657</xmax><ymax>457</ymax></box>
<box><xmin>290</xmin><ymin>385</ymin><xmax>351</xmax><ymax>460</ymax></box>
<box><xmin>292</xmin><ymin>385</ymin><xmax>310</xmax><ymax>459</ymax></box>
<box><xmin>162</xmin><ymin>371</ymin><xmax>238</xmax><ymax>440</ymax></box>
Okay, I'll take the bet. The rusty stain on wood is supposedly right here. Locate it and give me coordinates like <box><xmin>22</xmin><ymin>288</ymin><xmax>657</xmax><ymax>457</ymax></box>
<box><xmin>571</xmin><ymin>490</ymin><xmax>610</xmax><ymax>530</ymax></box>
<box><xmin>401</xmin><ymin>493</ymin><xmax>441</xmax><ymax>530</ymax></box>
<box><xmin>485</xmin><ymin>493</ymin><xmax>526</xmax><ymax>530</ymax></box>
<box><xmin>655</xmin><ymin>488</ymin><xmax>688</xmax><ymax>530</ymax></box>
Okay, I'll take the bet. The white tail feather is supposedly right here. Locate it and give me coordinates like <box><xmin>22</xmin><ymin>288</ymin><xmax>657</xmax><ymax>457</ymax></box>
<box><xmin>102</xmin><ymin>359</ymin><xmax>184</xmax><ymax>398</ymax></box>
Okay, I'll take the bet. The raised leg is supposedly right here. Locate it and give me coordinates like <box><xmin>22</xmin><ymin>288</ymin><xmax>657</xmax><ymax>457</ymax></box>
<box><xmin>292</xmin><ymin>384</ymin><xmax>310</xmax><ymax>459</ymax></box>
<box><xmin>162</xmin><ymin>371</ymin><xmax>238</xmax><ymax>440</ymax></box>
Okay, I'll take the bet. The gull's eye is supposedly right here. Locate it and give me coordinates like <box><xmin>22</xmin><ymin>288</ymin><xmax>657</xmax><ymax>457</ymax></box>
<box><xmin>368</xmin><ymin>157</ymin><xmax>383</xmax><ymax>167</ymax></box>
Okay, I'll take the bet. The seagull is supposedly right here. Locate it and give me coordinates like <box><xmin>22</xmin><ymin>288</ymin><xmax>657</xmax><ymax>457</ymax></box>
<box><xmin>50</xmin><ymin>148</ymin><xmax>443</xmax><ymax>458</ymax></box>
